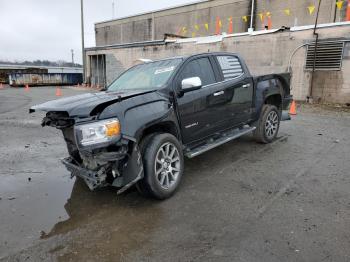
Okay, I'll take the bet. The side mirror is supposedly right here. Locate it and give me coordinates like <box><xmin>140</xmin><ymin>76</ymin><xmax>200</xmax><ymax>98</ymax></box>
<box><xmin>181</xmin><ymin>77</ymin><xmax>202</xmax><ymax>92</ymax></box>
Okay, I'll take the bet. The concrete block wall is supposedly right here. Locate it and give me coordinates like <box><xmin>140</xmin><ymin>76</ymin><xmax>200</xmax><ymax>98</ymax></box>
<box><xmin>105</xmin><ymin>54</ymin><xmax>125</xmax><ymax>85</ymax></box>
<box><xmin>87</xmin><ymin>25</ymin><xmax>350</xmax><ymax>104</ymax></box>
<box><xmin>311</xmin><ymin>53</ymin><xmax>350</xmax><ymax>104</ymax></box>
<box><xmin>95</xmin><ymin>0</ymin><xmax>250</xmax><ymax>46</ymax></box>
<box><xmin>255</xmin><ymin>0</ymin><xmax>339</xmax><ymax>29</ymax></box>
<box><xmin>95</xmin><ymin>0</ymin><xmax>345</xmax><ymax>46</ymax></box>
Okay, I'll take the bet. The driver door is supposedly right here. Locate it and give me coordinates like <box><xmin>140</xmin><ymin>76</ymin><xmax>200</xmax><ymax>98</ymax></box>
<box><xmin>175</xmin><ymin>56</ymin><xmax>231</xmax><ymax>144</ymax></box>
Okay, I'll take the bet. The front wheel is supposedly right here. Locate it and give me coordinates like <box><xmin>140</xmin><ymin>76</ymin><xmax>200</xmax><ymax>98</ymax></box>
<box><xmin>253</xmin><ymin>104</ymin><xmax>280</xmax><ymax>144</ymax></box>
<box><xmin>136</xmin><ymin>133</ymin><xmax>184</xmax><ymax>199</ymax></box>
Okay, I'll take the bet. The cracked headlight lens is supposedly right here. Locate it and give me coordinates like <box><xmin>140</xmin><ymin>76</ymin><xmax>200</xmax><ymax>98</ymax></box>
<box><xmin>75</xmin><ymin>118</ymin><xmax>120</xmax><ymax>147</ymax></box>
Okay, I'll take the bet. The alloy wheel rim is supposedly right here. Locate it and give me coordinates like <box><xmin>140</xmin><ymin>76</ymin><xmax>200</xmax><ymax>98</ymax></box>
<box><xmin>265</xmin><ymin>111</ymin><xmax>279</xmax><ymax>138</ymax></box>
<box><xmin>154</xmin><ymin>142</ymin><xmax>181</xmax><ymax>190</ymax></box>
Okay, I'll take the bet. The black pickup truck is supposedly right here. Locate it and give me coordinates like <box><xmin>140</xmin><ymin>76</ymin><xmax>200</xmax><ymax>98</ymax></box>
<box><xmin>30</xmin><ymin>52</ymin><xmax>292</xmax><ymax>199</ymax></box>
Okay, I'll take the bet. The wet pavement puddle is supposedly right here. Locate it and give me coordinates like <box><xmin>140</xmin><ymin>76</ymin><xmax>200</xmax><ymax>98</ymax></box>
<box><xmin>0</xmin><ymin>169</ymin><xmax>74</xmax><ymax>257</ymax></box>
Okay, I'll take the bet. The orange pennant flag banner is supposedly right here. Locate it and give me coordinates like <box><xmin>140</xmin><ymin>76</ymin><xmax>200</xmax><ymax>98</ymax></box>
<box><xmin>215</xmin><ymin>17</ymin><xmax>221</xmax><ymax>34</ymax></box>
<box><xmin>267</xmin><ymin>16</ymin><xmax>272</xmax><ymax>30</ymax></box>
<box><xmin>194</xmin><ymin>24</ymin><xmax>199</xmax><ymax>31</ymax></box>
<box><xmin>347</xmin><ymin>1</ymin><xmax>350</xmax><ymax>21</ymax></box>
<box><xmin>191</xmin><ymin>32</ymin><xmax>196</xmax><ymax>38</ymax></box>
<box><xmin>308</xmin><ymin>5</ymin><xmax>315</xmax><ymax>15</ymax></box>
<box><xmin>228</xmin><ymin>17</ymin><xmax>233</xmax><ymax>34</ymax></box>
<box><xmin>176</xmin><ymin>27</ymin><xmax>182</xmax><ymax>35</ymax></box>
<box><xmin>284</xmin><ymin>9</ymin><xmax>291</xmax><ymax>16</ymax></box>
<box><xmin>336</xmin><ymin>1</ymin><xmax>344</xmax><ymax>10</ymax></box>
<box><xmin>258</xmin><ymin>13</ymin><xmax>264</xmax><ymax>21</ymax></box>
<box><xmin>204</xmin><ymin>23</ymin><xmax>209</xmax><ymax>31</ymax></box>
<box><xmin>242</xmin><ymin>16</ymin><xmax>248</xmax><ymax>22</ymax></box>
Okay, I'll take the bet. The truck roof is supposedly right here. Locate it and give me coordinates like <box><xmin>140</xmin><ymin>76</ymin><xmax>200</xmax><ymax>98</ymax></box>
<box><xmin>148</xmin><ymin>52</ymin><xmax>240</xmax><ymax>63</ymax></box>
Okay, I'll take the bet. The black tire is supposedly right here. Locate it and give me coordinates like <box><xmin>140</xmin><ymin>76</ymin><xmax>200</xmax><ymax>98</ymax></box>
<box><xmin>135</xmin><ymin>133</ymin><xmax>158</xmax><ymax>197</ymax></box>
<box><xmin>136</xmin><ymin>133</ymin><xmax>184</xmax><ymax>200</ymax></box>
<box><xmin>253</xmin><ymin>104</ymin><xmax>280</xmax><ymax>144</ymax></box>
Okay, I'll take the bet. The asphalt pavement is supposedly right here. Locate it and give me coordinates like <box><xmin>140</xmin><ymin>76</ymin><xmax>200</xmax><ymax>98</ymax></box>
<box><xmin>0</xmin><ymin>85</ymin><xmax>350</xmax><ymax>262</ymax></box>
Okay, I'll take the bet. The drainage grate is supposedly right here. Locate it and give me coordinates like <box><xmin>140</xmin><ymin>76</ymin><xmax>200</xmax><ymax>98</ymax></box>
<box><xmin>305</xmin><ymin>41</ymin><xmax>344</xmax><ymax>71</ymax></box>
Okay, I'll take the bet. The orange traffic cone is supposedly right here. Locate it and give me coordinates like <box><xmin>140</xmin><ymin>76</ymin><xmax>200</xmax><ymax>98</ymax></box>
<box><xmin>25</xmin><ymin>84</ymin><xmax>30</xmax><ymax>91</ymax></box>
<box><xmin>289</xmin><ymin>100</ymin><xmax>297</xmax><ymax>115</ymax></box>
<box><xmin>55</xmin><ymin>87</ymin><xmax>62</xmax><ymax>96</ymax></box>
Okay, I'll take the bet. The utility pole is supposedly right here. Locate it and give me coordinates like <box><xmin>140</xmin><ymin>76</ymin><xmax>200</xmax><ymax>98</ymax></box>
<box><xmin>80</xmin><ymin>0</ymin><xmax>86</xmax><ymax>82</ymax></box>
<box><xmin>112</xmin><ymin>1</ymin><xmax>115</xmax><ymax>19</ymax></box>
<box><xmin>249</xmin><ymin>0</ymin><xmax>255</xmax><ymax>32</ymax></box>
<box><xmin>71</xmin><ymin>49</ymin><xmax>74</xmax><ymax>65</ymax></box>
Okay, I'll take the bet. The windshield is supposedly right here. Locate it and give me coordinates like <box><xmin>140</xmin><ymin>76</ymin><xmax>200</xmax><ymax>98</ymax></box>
<box><xmin>107</xmin><ymin>58</ymin><xmax>182</xmax><ymax>91</ymax></box>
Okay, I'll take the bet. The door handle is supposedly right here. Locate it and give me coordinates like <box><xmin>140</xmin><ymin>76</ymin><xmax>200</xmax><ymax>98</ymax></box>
<box><xmin>213</xmin><ymin>91</ymin><xmax>224</xmax><ymax>96</ymax></box>
<box><xmin>242</xmin><ymin>83</ymin><xmax>250</xmax><ymax>88</ymax></box>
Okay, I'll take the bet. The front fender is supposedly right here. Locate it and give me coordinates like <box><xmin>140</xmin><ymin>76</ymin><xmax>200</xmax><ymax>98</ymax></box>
<box><xmin>98</xmin><ymin>92</ymin><xmax>180</xmax><ymax>141</ymax></box>
<box><xmin>123</xmin><ymin>100</ymin><xmax>174</xmax><ymax>139</ymax></box>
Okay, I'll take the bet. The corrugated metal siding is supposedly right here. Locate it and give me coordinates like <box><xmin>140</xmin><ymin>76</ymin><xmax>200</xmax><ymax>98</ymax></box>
<box><xmin>47</xmin><ymin>68</ymin><xmax>83</xmax><ymax>74</ymax></box>
<box><xmin>9</xmin><ymin>73</ymin><xmax>83</xmax><ymax>86</ymax></box>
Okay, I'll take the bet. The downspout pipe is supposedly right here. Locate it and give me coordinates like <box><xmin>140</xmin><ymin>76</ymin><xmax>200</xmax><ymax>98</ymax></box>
<box><xmin>309</xmin><ymin>0</ymin><xmax>322</xmax><ymax>101</ymax></box>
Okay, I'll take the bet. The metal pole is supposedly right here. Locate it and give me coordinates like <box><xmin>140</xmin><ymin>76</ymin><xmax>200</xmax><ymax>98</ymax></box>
<box><xmin>71</xmin><ymin>49</ymin><xmax>74</xmax><ymax>65</ymax></box>
<box><xmin>97</xmin><ymin>55</ymin><xmax>100</xmax><ymax>86</ymax></box>
<box><xmin>102</xmin><ymin>55</ymin><xmax>106</xmax><ymax>87</ymax></box>
<box><xmin>80</xmin><ymin>0</ymin><xmax>86</xmax><ymax>83</ymax></box>
<box><xmin>249</xmin><ymin>0</ymin><xmax>255</xmax><ymax>31</ymax></box>
<box><xmin>152</xmin><ymin>12</ymin><xmax>155</xmax><ymax>40</ymax></box>
<box><xmin>112</xmin><ymin>1</ymin><xmax>115</xmax><ymax>19</ymax></box>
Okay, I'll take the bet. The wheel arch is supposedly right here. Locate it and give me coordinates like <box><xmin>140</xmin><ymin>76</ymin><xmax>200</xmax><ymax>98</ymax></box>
<box><xmin>264</xmin><ymin>94</ymin><xmax>282</xmax><ymax>110</ymax></box>
<box><xmin>138</xmin><ymin>121</ymin><xmax>181</xmax><ymax>145</ymax></box>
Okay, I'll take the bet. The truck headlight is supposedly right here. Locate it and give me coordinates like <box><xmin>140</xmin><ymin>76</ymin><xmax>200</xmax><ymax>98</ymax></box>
<box><xmin>75</xmin><ymin>118</ymin><xmax>121</xmax><ymax>147</ymax></box>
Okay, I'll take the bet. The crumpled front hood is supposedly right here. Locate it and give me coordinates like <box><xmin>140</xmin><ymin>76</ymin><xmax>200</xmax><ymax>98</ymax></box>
<box><xmin>29</xmin><ymin>90</ymin><xmax>155</xmax><ymax>117</ymax></box>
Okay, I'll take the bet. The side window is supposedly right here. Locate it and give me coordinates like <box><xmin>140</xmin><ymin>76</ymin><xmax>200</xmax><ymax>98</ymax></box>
<box><xmin>179</xmin><ymin>57</ymin><xmax>216</xmax><ymax>86</ymax></box>
<box><xmin>217</xmin><ymin>55</ymin><xmax>244</xmax><ymax>80</ymax></box>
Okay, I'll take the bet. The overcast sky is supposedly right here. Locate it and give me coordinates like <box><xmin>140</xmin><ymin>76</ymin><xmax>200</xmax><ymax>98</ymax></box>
<box><xmin>0</xmin><ymin>0</ymin><xmax>194</xmax><ymax>64</ymax></box>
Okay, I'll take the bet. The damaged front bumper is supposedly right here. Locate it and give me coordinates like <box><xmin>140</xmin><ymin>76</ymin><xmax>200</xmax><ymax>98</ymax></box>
<box><xmin>62</xmin><ymin>157</ymin><xmax>108</xmax><ymax>190</ymax></box>
<box><xmin>32</xmin><ymin>111</ymin><xmax>145</xmax><ymax>194</ymax></box>
<box><xmin>62</xmin><ymin>143</ymin><xmax>144</xmax><ymax>194</ymax></box>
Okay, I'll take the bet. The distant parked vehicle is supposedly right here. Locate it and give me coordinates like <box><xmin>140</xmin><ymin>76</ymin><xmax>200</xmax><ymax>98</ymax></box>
<box><xmin>30</xmin><ymin>52</ymin><xmax>292</xmax><ymax>199</ymax></box>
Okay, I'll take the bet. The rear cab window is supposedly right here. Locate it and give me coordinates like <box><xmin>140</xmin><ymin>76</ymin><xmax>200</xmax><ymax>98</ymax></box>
<box><xmin>216</xmin><ymin>55</ymin><xmax>244</xmax><ymax>81</ymax></box>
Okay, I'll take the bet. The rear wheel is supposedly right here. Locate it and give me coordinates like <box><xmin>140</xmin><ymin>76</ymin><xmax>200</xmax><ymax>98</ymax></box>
<box><xmin>136</xmin><ymin>133</ymin><xmax>184</xmax><ymax>199</ymax></box>
<box><xmin>253</xmin><ymin>104</ymin><xmax>280</xmax><ymax>143</ymax></box>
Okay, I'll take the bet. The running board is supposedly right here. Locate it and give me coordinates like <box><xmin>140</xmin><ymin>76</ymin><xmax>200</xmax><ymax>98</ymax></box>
<box><xmin>185</xmin><ymin>126</ymin><xmax>256</xmax><ymax>158</ymax></box>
